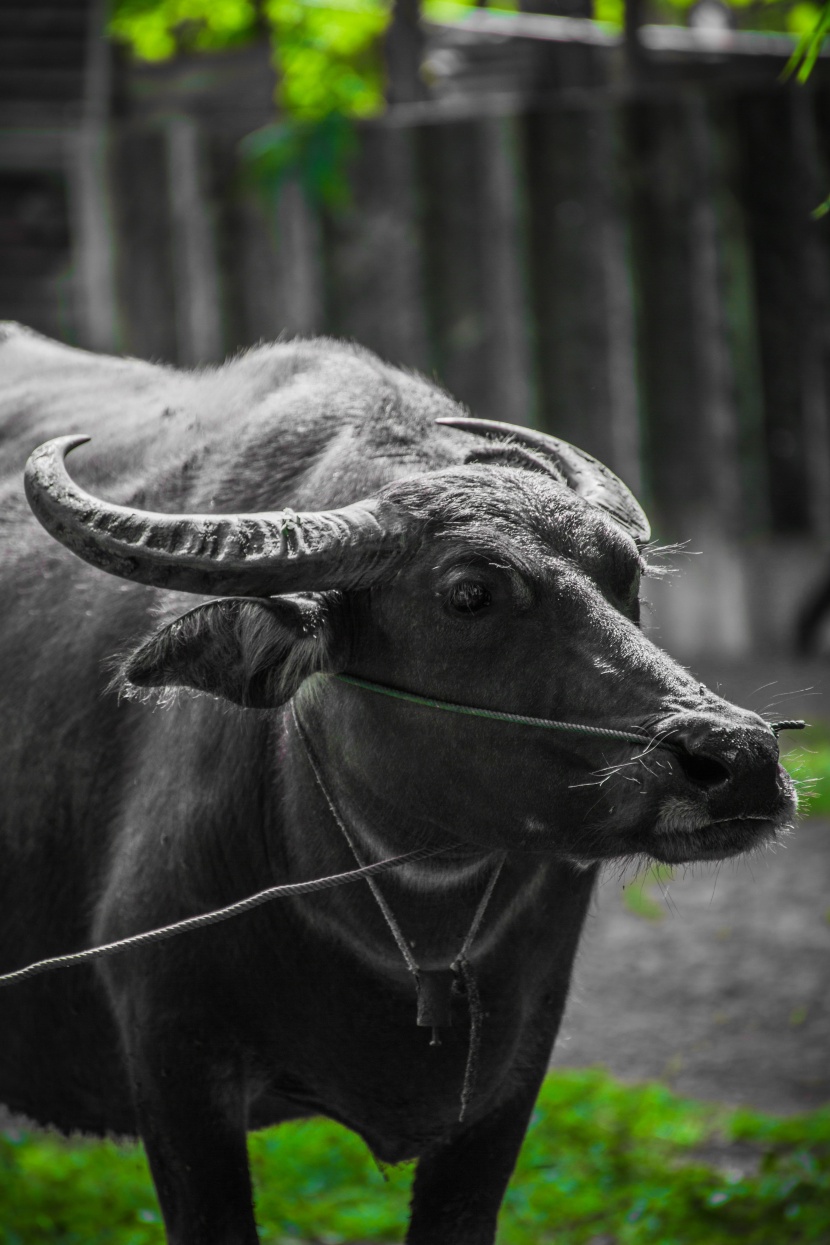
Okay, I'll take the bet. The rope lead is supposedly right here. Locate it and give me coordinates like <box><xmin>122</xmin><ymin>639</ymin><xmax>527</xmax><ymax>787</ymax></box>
<box><xmin>0</xmin><ymin>848</ymin><xmax>442</xmax><ymax>989</ymax></box>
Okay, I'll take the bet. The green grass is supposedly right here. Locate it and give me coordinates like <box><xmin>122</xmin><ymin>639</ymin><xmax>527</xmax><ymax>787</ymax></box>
<box><xmin>1</xmin><ymin>1070</ymin><xmax>828</xmax><ymax>1244</ymax></box>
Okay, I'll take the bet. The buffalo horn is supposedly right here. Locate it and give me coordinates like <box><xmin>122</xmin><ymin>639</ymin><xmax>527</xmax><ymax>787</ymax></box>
<box><xmin>436</xmin><ymin>417</ymin><xmax>651</xmax><ymax>545</ymax></box>
<box><xmin>24</xmin><ymin>436</ymin><xmax>409</xmax><ymax>596</ymax></box>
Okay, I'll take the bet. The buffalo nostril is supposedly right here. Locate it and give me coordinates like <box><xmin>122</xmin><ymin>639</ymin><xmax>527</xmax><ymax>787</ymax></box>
<box><xmin>674</xmin><ymin>749</ymin><xmax>731</xmax><ymax>788</ymax></box>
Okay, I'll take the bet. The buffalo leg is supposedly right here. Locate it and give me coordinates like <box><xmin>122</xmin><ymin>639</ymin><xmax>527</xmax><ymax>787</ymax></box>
<box><xmin>406</xmin><ymin>1080</ymin><xmax>540</xmax><ymax>1245</ymax></box>
<box><xmin>128</xmin><ymin>1046</ymin><xmax>258</xmax><ymax>1245</ymax></box>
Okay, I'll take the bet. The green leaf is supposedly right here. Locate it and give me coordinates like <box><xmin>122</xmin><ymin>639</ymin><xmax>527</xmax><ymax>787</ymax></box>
<box><xmin>783</xmin><ymin>0</ymin><xmax>830</xmax><ymax>80</ymax></box>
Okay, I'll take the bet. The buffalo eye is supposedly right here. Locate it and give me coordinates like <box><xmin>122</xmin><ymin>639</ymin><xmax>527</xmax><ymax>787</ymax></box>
<box><xmin>446</xmin><ymin>580</ymin><xmax>492</xmax><ymax>616</ymax></box>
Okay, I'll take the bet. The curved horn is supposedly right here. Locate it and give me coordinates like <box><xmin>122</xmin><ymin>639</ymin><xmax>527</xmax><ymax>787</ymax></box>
<box><xmin>24</xmin><ymin>436</ymin><xmax>409</xmax><ymax>596</ymax></box>
<box><xmin>436</xmin><ymin>417</ymin><xmax>651</xmax><ymax>545</ymax></box>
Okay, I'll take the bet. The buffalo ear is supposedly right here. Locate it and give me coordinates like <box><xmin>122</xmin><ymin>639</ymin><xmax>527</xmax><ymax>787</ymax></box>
<box><xmin>121</xmin><ymin>594</ymin><xmax>345</xmax><ymax>708</ymax></box>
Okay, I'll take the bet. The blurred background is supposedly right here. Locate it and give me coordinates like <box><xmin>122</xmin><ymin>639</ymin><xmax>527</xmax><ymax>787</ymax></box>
<box><xmin>4</xmin><ymin>0</ymin><xmax>830</xmax><ymax>660</ymax></box>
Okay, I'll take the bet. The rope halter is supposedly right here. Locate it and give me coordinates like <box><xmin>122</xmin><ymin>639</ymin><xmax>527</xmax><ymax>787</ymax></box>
<box><xmin>334</xmin><ymin>674</ymin><xmax>805</xmax><ymax>747</ymax></box>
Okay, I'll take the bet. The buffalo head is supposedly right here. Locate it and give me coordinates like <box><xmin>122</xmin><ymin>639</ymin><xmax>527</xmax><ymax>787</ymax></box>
<box><xmin>25</xmin><ymin>426</ymin><xmax>796</xmax><ymax>868</ymax></box>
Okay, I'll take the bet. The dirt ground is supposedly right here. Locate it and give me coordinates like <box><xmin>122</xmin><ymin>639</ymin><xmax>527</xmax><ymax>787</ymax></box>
<box><xmin>551</xmin><ymin>656</ymin><xmax>830</xmax><ymax>1117</ymax></box>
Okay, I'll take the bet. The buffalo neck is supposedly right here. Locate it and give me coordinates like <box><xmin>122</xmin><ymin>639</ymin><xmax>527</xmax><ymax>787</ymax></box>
<box><xmin>276</xmin><ymin>694</ymin><xmax>591</xmax><ymax>976</ymax></box>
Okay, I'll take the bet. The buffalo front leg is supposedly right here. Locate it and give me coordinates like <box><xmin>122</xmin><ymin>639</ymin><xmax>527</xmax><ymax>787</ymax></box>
<box><xmin>128</xmin><ymin>1043</ymin><xmax>259</xmax><ymax>1245</ymax></box>
<box><xmin>406</xmin><ymin>1081</ymin><xmax>540</xmax><ymax>1245</ymax></box>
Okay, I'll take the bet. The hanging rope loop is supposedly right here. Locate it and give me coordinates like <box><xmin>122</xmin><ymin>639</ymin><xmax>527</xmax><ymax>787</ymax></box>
<box><xmin>292</xmin><ymin>700</ymin><xmax>505</xmax><ymax>1123</ymax></box>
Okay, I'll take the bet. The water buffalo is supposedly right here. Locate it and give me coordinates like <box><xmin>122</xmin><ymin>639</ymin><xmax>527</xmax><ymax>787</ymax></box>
<box><xmin>0</xmin><ymin>321</ymin><xmax>796</xmax><ymax>1244</ymax></box>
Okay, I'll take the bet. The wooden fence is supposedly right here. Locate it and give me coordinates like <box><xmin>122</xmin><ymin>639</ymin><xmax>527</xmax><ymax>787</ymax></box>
<box><xmin>4</xmin><ymin>12</ymin><xmax>830</xmax><ymax>654</ymax></box>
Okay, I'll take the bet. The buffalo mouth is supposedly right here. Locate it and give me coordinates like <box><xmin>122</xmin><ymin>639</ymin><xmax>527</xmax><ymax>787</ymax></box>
<box><xmin>563</xmin><ymin>760</ymin><xmax>799</xmax><ymax>866</ymax></box>
<box><xmin>642</xmin><ymin>767</ymin><xmax>797</xmax><ymax>864</ymax></box>
<box><xmin>629</xmin><ymin>737</ymin><xmax>799</xmax><ymax>864</ymax></box>
<box><xmin>645</xmin><ymin>812</ymin><xmax>790</xmax><ymax>865</ymax></box>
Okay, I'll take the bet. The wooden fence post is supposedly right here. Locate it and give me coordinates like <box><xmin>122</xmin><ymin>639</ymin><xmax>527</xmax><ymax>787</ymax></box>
<box><xmin>734</xmin><ymin>85</ymin><xmax>830</xmax><ymax>538</ymax></box>
<box><xmin>165</xmin><ymin>114</ymin><xmax>224</xmax><ymax>365</ymax></box>
<box><xmin>323</xmin><ymin>124</ymin><xmax>428</xmax><ymax>369</ymax></box>
<box><xmin>68</xmin><ymin>0</ymin><xmax>122</xmax><ymax>352</ymax></box>
<box><xmin>273</xmin><ymin>181</ymin><xmax>325</xmax><ymax>337</ymax></box>
<box><xmin>109</xmin><ymin>124</ymin><xmax>177</xmax><ymax>361</ymax></box>
<box><xmin>477</xmin><ymin>116</ymin><xmax>535</xmax><ymax>428</ymax></box>
<box><xmin>385</xmin><ymin>0</ymin><xmax>426</xmax><ymax>105</ymax></box>
<box><xmin>626</xmin><ymin>91</ymin><xmax>741</xmax><ymax>538</ymax></box>
<box><xmin>213</xmin><ymin>142</ymin><xmax>325</xmax><ymax>351</ymax></box>
<box><xmin>418</xmin><ymin>117</ymin><xmax>534</xmax><ymax>424</ymax></box>
<box><xmin>791</xmin><ymin>87</ymin><xmax>830</xmax><ymax>540</ymax></box>
<box><xmin>524</xmin><ymin>100</ymin><xmax>641</xmax><ymax>490</ymax></box>
<box><xmin>626</xmin><ymin>91</ymin><xmax>751</xmax><ymax>655</ymax></box>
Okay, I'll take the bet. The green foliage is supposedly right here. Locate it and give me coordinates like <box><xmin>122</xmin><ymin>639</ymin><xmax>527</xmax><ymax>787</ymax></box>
<box><xmin>785</xmin><ymin>0</ymin><xmax>830</xmax><ymax>76</ymax></box>
<box><xmin>594</xmin><ymin>0</ymin><xmax>625</xmax><ymax>28</ymax></box>
<box><xmin>788</xmin><ymin>1</ymin><xmax>825</xmax><ymax>38</ymax></box>
<box><xmin>622</xmin><ymin>863</ymin><xmax>674</xmax><ymax>921</ymax></box>
<box><xmin>2</xmin><ymin>1070</ymin><xmax>829</xmax><ymax>1243</ymax></box>
<box><xmin>107</xmin><ymin>0</ymin><xmax>828</xmax><ymax>95</ymax></box>
<box><xmin>425</xmin><ymin>0</ymin><xmax>519</xmax><ymax>19</ymax></box>
<box><xmin>0</xmin><ymin>1129</ymin><xmax>162</xmax><ymax>1245</ymax></box>
<box><xmin>108</xmin><ymin>0</ymin><xmax>826</xmax><ymax>205</ymax></box>
<box><xmin>250</xmin><ymin>1119</ymin><xmax>412</xmax><ymax>1240</ymax></box>
<box><xmin>508</xmin><ymin>1075</ymin><xmax>830</xmax><ymax>1244</ymax></box>
<box><xmin>265</xmin><ymin>0</ymin><xmax>388</xmax><ymax>120</ymax></box>
<box><xmin>108</xmin><ymin>0</ymin><xmax>261</xmax><ymax>59</ymax></box>
<box><xmin>108</xmin><ymin>0</ymin><xmax>389</xmax><ymax>120</ymax></box>
<box><xmin>591</xmin><ymin>0</ymin><xmax>823</xmax><ymax>34</ymax></box>
<box><xmin>780</xmin><ymin>719</ymin><xmax>830</xmax><ymax>818</ymax></box>
<box><xmin>239</xmin><ymin>111</ymin><xmax>358</xmax><ymax>207</ymax></box>
<box><xmin>108</xmin><ymin>0</ymin><xmax>392</xmax><ymax>206</ymax></box>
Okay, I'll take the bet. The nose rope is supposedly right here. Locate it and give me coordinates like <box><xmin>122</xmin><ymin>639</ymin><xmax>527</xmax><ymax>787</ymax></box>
<box><xmin>334</xmin><ymin>675</ymin><xmax>805</xmax><ymax>745</ymax></box>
